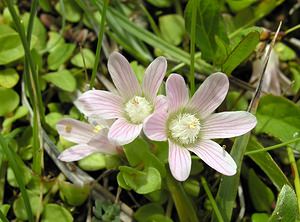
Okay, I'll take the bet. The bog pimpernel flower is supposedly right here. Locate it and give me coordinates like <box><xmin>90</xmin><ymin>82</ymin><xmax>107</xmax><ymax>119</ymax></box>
<box><xmin>144</xmin><ymin>73</ymin><xmax>257</xmax><ymax>181</ymax></box>
<box><xmin>77</xmin><ymin>52</ymin><xmax>167</xmax><ymax>145</ymax></box>
<box><xmin>56</xmin><ymin>118</ymin><xmax>119</xmax><ymax>161</ymax></box>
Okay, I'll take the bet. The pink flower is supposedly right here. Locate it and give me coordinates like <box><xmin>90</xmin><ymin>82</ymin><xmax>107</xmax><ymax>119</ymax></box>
<box><xmin>56</xmin><ymin>118</ymin><xmax>119</xmax><ymax>162</ymax></box>
<box><xmin>77</xmin><ymin>52</ymin><xmax>167</xmax><ymax>145</ymax></box>
<box><xmin>144</xmin><ymin>73</ymin><xmax>257</xmax><ymax>181</ymax></box>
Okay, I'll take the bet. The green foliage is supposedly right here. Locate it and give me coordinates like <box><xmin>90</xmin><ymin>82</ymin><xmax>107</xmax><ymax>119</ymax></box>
<box><xmin>71</xmin><ymin>48</ymin><xmax>96</xmax><ymax>69</ymax></box>
<box><xmin>78</xmin><ymin>153</ymin><xmax>106</xmax><ymax>171</ymax></box>
<box><xmin>47</xmin><ymin>43</ymin><xmax>76</xmax><ymax>70</ymax></box>
<box><xmin>92</xmin><ymin>200</ymin><xmax>120</xmax><ymax>222</ymax></box>
<box><xmin>59</xmin><ymin>181</ymin><xmax>90</xmax><ymax>206</ymax></box>
<box><xmin>0</xmin><ymin>88</ymin><xmax>19</xmax><ymax>116</ymax></box>
<box><xmin>246</xmin><ymin>137</ymin><xmax>291</xmax><ymax>191</ymax></box>
<box><xmin>55</xmin><ymin>0</ymin><xmax>82</xmax><ymax>23</ymax></box>
<box><xmin>159</xmin><ymin>14</ymin><xmax>185</xmax><ymax>46</ymax></box>
<box><xmin>222</xmin><ymin>31</ymin><xmax>260</xmax><ymax>74</ymax></box>
<box><xmin>43</xmin><ymin>70</ymin><xmax>77</xmax><ymax>92</ymax></box>
<box><xmin>256</xmin><ymin>95</ymin><xmax>300</xmax><ymax>150</ymax></box>
<box><xmin>269</xmin><ymin>185</ymin><xmax>298</xmax><ymax>222</ymax></box>
<box><xmin>185</xmin><ymin>0</ymin><xmax>228</xmax><ymax>62</ymax></box>
<box><xmin>0</xmin><ymin>68</ymin><xmax>19</xmax><ymax>88</ymax></box>
<box><xmin>41</xmin><ymin>204</ymin><xmax>73</xmax><ymax>222</ymax></box>
<box><xmin>0</xmin><ymin>24</ymin><xmax>36</xmax><ymax>65</ymax></box>
<box><xmin>248</xmin><ymin>169</ymin><xmax>275</xmax><ymax>212</ymax></box>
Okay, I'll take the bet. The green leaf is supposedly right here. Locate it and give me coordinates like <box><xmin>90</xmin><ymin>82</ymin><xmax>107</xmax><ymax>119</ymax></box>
<box><xmin>2</xmin><ymin>106</ymin><xmax>28</xmax><ymax>134</ymax></box>
<box><xmin>78</xmin><ymin>153</ymin><xmax>106</xmax><ymax>171</ymax></box>
<box><xmin>7</xmin><ymin>165</ymin><xmax>32</xmax><ymax>188</ymax></box>
<box><xmin>159</xmin><ymin>14</ymin><xmax>185</xmax><ymax>46</ymax></box>
<box><xmin>251</xmin><ymin>213</ymin><xmax>269</xmax><ymax>222</ymax></box>
<box><xmin>226</xmin><ymin>0</ymin><xmax>257</xmax><ymax>12</ymax></box>
<box><xmin>215</xmin><ymin>132</ymin><xmax>251</xmax><ymax>221</ymax></box>
<box><xmin>134</xmin><ymin>203</ymin><xmax>164</xmax><ymax>222</ymax></box>
<box><xmin>0</xmin><ymin>87</ymin><xmax>19</xmax><ymax>116</ymax></box>
<box><xmin>59</xmin><ymin>181</ymin><xmax>90</xmax><ymax>206</ymax></box>
<box><xmin>184</xmin><ymin>0</ymin><xmax>228</xmax><ymax>61</ymax></box>
<box><xmin>222</xmin><ymin>31</ymin><xmax>260</xmax><ymax>75</ymax></box>
<box><xmin>124</xmin><ymin>139</ymin><xmax>166</xmax><ymax>177</ymax></box>
<box><xmin>269</xmin><ymin>185</ymin><xmax>298</xmax><ymax>222</ymax></box>
<box><xmin>225</xmin><ymin>91</ymin><xmax>248</xmax><ymax>111</ymax></box>
<box><xmin>119</xmin><ymin>166</ymin><xmax>161</xmax><ymax>194</ymax></box>
<box><xmin>46</xmin><ymin>32</ymin><xmax>65</xmax><ymax>53</ymax></box>
<box><xmin>0</xmin><ymin>68</ymin><xmax>19</xmax><ymax>88</ymax></box>
<box><xmin>246</xmin><ymin>137</ymin><xmax>291</xmax><ymax>191</ymax></box>
<box><xmin>47</xmin><ymin>43</ymin><xmax>76</xmax><ymax>70</ymax></box>
<box><xmin>145</xmin><ymin>0</ymin><xmax>172</xmax><ymax>7</ymax></box>
<box><xmin>22</xmin><ymin>13</ymin><xmax>47</xmax><ymax>51</ymax></box>
<box><xmin>13</xmin><ymin>190</ymin><xmax>42</xmax><ymax>220</ymax></box>
<box><xmin>290</xmin><ymin>64</ymin><xmax>300</xmax><ymax>94</ymax></box>
<box><xmin>41</xmin><ymin>204</ymin><xmax>73</xmax><ymax>222</ymax></box>
<box><xmin>45</xmin><ymin>112</ymin><xmax>64</xmax><ymax>130</ymax></box>
<box><xmin>248</xmin><ymin>169</ymin><xmax>274</xmax><ymax>212</ymax></box>
<box><xmin>71</xmin><ymin>48</ymin><xmax>96</xmax><ymax>69</ymax></box>
<box><xmin>256</xmin><ymin>95</ymin><xmax>300</xmax><ymax>150</ymax></box>
<box><xmin>55</xmin><ymin>0</ymin><xmax>82</xmax><ymax>23</ymax></box>
<box><xmin>0</xmin><ymin>24</ymin><xmax>37</xmax><ymax>65</ymax></box>
<box><xmin>274</xmin><ymin>42</ymin><xmax>296</xmax><ymax>61</ymax></box>
<box><xmin>43</xmin><ymin>70</ymin><xmax>77</xmax><ymax>92</ymax></box>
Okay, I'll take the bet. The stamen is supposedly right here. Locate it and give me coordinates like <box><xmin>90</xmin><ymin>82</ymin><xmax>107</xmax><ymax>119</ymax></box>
<box><xmin>169</xmin><ymin>113</ymin><xmax>201</xmax><ymax>145</ymax></box>
<box><xmin>93</xmin><ymin>125</ymin><xmax>102</xmax><ymax>133</ymax></box>
<box><xmin>124</xmin><ymin>96</ymin><xmax>153</xmax><ymax>124</ymax></box>
<box><xmin>65</xmin><ymin>125</ymin><xmax>72</xmax><ymax>133</ymax></box>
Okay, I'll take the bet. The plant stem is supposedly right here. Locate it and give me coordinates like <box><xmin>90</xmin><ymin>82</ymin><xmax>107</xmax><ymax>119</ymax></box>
<box><xmin>285</xmin><ymin>24</ymin><xmax>300</xmax><ymax>35</ymax></box>
<box><xmin>245</xmin><ymin>137</ymin><xmax>300</xmax><ymax>155</ymax></box>
<box><xmin>287</xmin><ymin>147</ymin><xmax>300</xmax><ymax>213</ymax></box>
<box><xmin>166</xmin><ymin>170</ymin><xmax>199</xmax><ymax>222</ymax></box>
<box><xmin>189</xmin><ymin>0</ymin><xmax>197</xmax><ymax>94</ymax></box>
<box><xmin>201</xmin><ymin>177</ymin><xmax>224</xmax><ymax>222</ymax></box>
<box><xmin>90</xmin><ymin>0</ymin><xmax>109</xmax><ymax>89</ymax></box>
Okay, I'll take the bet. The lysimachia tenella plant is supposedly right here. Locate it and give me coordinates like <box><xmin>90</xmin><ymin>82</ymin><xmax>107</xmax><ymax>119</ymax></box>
<box><xmin>57</xmin><ymin>52</ymin><xmax>257</xmax><ymax>182</ymax></box>
<box><xmin>144</xmin><ymin>73</ymin><xmax>257</xmax><ymax>181</ymax></box>
<box><xmin>76</xmin><ymin>52</ymin><xmax>167</xmax><ymax>145</ymax></box>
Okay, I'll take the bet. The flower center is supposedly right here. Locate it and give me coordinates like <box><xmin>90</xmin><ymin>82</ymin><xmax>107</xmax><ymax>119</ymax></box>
<box><xmin>169</xmin><ymin>113</ymin><xmax>201</xmax><ymax>145</ymax></box>
<box><xmin>124</xmin><ymin>96</ymin><xmax>153</xmax><ymax>124</ymax></box>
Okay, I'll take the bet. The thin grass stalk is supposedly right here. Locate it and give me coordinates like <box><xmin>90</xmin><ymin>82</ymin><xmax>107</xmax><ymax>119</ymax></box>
<box><xmin>0</xmin><ymin>209</ymin><xmax>9</xmax><ymax>222</ymax></box>
<box><xmin>245</xmin><ymin>137</ymin><xmax>300</xmax><ymax>155</ymax></box>
<box><xmin>201</xmin><ymin>177</ymin><xmax>224</xmax><ymax>222</ymax></box>
<box><xmin>287</xmin><ymin>146</ymin><xmax>300</xmax><ymax>213</ymax></box>
<box><xmin>0</xmin><ymin>135</ymin><xmax>34</xmax><ymax>222</ymax></box>
<box><xmin>90</xmin><ymin>0</ymin><xmax>109</xmax><ymax>89</ymax></box>
<box><xmin>6</xmin><ymin>0</ymin><xmax>44</xmax><ymax>175</ymax></box>
<box><xmin>189</xmin><ymin>0</ymin><xmax>197</xmax><ymax>94</ymax></box>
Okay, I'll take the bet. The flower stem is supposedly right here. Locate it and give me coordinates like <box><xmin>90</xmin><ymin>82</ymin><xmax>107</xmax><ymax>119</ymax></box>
<box><xmin>201</xmin><ymin>177</ymin><xmax>224</xmax><ymax>222</ymax></box>
<box><xmin>90</xmin><ymin>0</ymin><xmax>109</xmax><ymax>89</ymax></box>
<box><xmin>245</xmin><ymin>137</ymin><xmax>300</xmax><ymax>155</ymax></box>
<box><xmin>285</xmin><ymin>24</ymin><xmax>300</xmax><ymax>35</ymax></box>
<box><xmin>287</xmin><ymin>147</ymin><xmax>300</xmax><ymax>213</ymax></box>
<box><xmin>189</xmin><ymin>0</ymin><xmax>197</xmax><ymax>94</ymax></box>
<box><xmin>166</xmin><ymin>170</ymin><xmax>199</xmax><ymax>222</ymax></box>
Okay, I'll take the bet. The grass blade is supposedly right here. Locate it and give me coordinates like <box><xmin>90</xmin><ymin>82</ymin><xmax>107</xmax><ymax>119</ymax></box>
<box><xmin>90</xmin><ymin>0</ymin><xmax>109</xmax><ymax>89</ymax></box>
<box><xmin>0</xmin><ymin>134</ymin><xmax>33</xmax><ymax>222</ymax></box>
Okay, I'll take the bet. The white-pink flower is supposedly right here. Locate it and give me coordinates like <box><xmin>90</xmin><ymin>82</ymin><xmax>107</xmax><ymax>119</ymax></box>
<box><xmin>77</xmin><ymin>52</ymin><xmax>167</xmax><ymax>145</ymax></box>
<box><xmin>56</xmin><ymin>118</ymin><xmax>119</xmax><ymax>162</ymax></box>
<box><xmin>144</xmin><ymin>73</ymin><xmax>257</xmax><ymax>181</ymax></box>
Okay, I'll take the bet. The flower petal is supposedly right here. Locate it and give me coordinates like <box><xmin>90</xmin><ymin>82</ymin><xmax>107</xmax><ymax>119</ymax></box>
<box><xmin>188</xmin><ymin>72</ymin><xmax>229</xmax><ymax>118</ymax></box>
<box><xmin>168</xmin><ymin>140</ymin><xmax>191</xmax><ymax>181</ymax></box>
<box><xmin>166</xmin><ymin>74</ymin><xmax>189</xmax><ymax>112</ymax></box>
<box><xmin>142</xmin><ymin>56</ymin><xmax>167</xmax><ymax>100</ymax></box>
<box><xmin>108</xmin><ymin>118</ymin><xmax>143</xmax><ymax>145</ymax></box>
<box><xmin>201</xmin><ymin>111</ymin><xmax>257</xmax><ymax>139</ymax></box>
<box><xmin>154</xmin><ymin>95</ymin><xmax>168</xmax><ymax>113</ymax></box>
<box><xmin>58</xmin><ymin>144</ymin><xmax>99</xmax><ymax>162</ymax></box>
<box><xmin>108</xmin><ymin>52</ymin><xmax>141</xmax><ymax>99</ymax></box>
<box><xmin>77</xmin><ymin>90</ymin><xmax>123</xmax><ymax>119</ymax></box>
<box><xmin>56</xmin><ymin>118</ymin><xmax>94</xmax><ymax>144</ymax></box>
<box><xmin>144</xmin><ymin>112</ymin><xmax>168</xmax><ymax>141</ymax></box>
<box><xmin>189</xmin><ymin>140</ymin><xmax>236</xmax><ymax>176</ymax></box>
<box><xmin>88</xmin><ymin>129</ymin><xmax>118</xmax><ymax>154</ymax></box>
